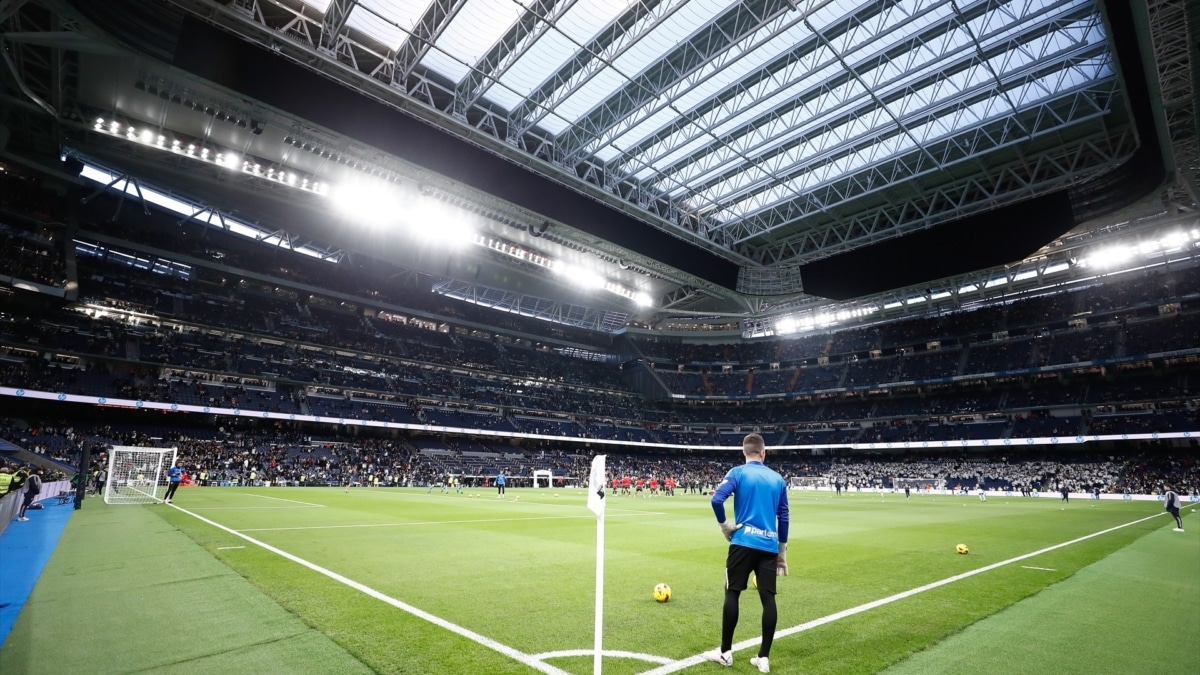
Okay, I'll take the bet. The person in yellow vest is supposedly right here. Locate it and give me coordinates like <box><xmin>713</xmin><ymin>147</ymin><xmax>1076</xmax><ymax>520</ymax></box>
<box><xmin>199</xmin><ymin>471</ymin><xmax>208</xmax><ymax>487</ymax></box>
<box><xmin>0</xmin><ymin>465</ymin><xmax>13</xmax><ymax>496</ymax></box>
<box><xmin>300</xmin><ymin>474</ymin><xmax>307</xmax><ymax>485</ymax></box>
<box><xmin>249</xmin><ymin>470</ymin><xmax>257</xmax><ymax>486</ymax></box>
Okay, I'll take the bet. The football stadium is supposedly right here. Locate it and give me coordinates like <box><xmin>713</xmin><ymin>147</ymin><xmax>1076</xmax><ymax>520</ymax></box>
<box><xmin>0</xmin><ymin>0</ymin><xmax>1198</xmax><ymax>673</ymax></box>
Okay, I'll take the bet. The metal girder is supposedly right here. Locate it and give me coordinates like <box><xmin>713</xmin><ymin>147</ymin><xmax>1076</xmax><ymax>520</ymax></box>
<box><xmin>164</xmin><ymin>0</ymin><xmax>752</xmax><ymax>269</ymax></box>
<box><xmin>0</xmin><ymin>0</ymin><xmax>31</xmax><ymax>23</ymax></box>
<box><xmin>1147</xmin><ymin>0</ymin><xmax>1197</xmax><ymax>209</ymax></box>
<box><xmin>674</xmin><ymin>1</ymin><xmax>1102</xmax><ymax>214</ymax></box>
<box><xmin>433</xmin><ymin>279</ymin><xmax>628</xmax><ymax>333</ymax></box>
<box><xmin>742</xmin><ymin>123</ymin><xmax>1137</xmax><ymax>266</ymax></box>
<box><xmin>318</xmin><ymin>0</ymin><xmax>356</xmax><ymax>52</ymax></box>
<box><xmin>702</xmin><ymin>59</ymin><xmax>1121</xmax><ymax>252</ymax></box>
<box><xmin>554</xmin><ymin>0</ymin><xmax>803</xmax><ymax>163</ymax></box>
<box><xmin>505</xmin><ymin>0</ymin><xmax>683</xmax><ymax>139</ymax></box>
<box><xmin>452</xmin><ymin>0</ymin><xmax>563</xmax><ymax>116</ymax></box>
<box><xmin>607</xmin><ymin>0</ymin><xmax>940</xmax><ymax>177</ymax></box>
<box><xmin>393</xmin><ymin>0</ymin><xmax>471</xmax><ymax>82</ymax></box>
<box><xmin>736</xmin><ymin>265</ymin><xmax>804</xmax><ymax>296</ymax></box>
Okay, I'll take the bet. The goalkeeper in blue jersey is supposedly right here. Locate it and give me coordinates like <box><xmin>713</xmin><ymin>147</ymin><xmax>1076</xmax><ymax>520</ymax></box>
<box><xmin>706</xmin><ymin>433</ymin><xmax>790</xmax><ymax>673</ymax></box>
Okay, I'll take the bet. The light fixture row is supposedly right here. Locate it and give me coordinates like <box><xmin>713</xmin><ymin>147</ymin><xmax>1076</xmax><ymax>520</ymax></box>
<box><xmin>92</xmin><ymin>116</ymin><xmax>653</xmax><ymax>308</ymax></box>
<box><xmin>92</xmin><ymin>117</ymin><xmax>329</xmax><ymax>196</ymax></box>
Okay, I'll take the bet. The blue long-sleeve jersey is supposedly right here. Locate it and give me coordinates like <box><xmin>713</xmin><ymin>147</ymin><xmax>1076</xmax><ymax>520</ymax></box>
<box><xmin>711</xmin><ymin>461</ymin><xmax>789</xmax><ymax>554</ymax></box>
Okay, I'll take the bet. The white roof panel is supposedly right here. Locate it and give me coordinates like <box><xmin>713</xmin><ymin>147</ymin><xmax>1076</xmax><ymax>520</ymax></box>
<box><xmin>297</xmin><ymin>0</ymin><xmax>334</xmax><ymax>13</ymax></box>
<box><xmin>349</xmin><ymin>0</ymin><xmax>435</xmax><ymax>50</ymax></box>
<box><xmin>496</xmin><ymin>0</ymin><xmax>635</xmax><ymax>100</ymax></box>
<box><xmin>419</xmin><ymin>0</ymin><xmax>531</xmax><ymax>83</ymax></box>
<box><xmin>552</xmin><ymin>0</ymin><xmax>733</xmax><ymax>124</ymax></box>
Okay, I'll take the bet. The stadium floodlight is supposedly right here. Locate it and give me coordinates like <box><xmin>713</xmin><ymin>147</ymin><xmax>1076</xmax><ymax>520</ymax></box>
<box><xmin>331</xmin><ymin>180</ymin><xmax>400</xmax><ymax>225</ymax></box>
<box><xmin>775</xmin><ymin>317</ymin><xmax>798</xmax><ymax>334</ymax></box>
<box><xmin>555</xmin><ymin>262</ymin><xmax>605</xmax><ymax>290</ymax></box>
<box><xmin>1086</xmin><ymin>246</ymin><xmax>1133</xmax><ymax>268</ymax></box>
<box><xmin>633</xmin><ymin>293</ymin><xmax>652</xmax><ymax>307</ymax></box>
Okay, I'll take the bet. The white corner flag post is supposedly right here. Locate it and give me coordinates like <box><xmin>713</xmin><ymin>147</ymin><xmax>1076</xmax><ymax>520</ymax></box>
<box><xmin>587</xmin><ymin>454</ymin><xmax>607</xmax><ymax>675</ymax></box>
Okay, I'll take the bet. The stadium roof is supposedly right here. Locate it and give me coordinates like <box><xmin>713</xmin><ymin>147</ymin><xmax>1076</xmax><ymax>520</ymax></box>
<box><xmin>1</xmin><ymin>0</ymin><xmax>1195</xmax><ymax>333</ymax></box>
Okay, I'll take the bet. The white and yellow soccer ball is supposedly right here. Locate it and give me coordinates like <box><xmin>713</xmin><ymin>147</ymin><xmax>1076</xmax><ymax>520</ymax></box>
<box><xmin>653</xmin><ymin>583</ymin><xmax>672</xmax><ymax>603</ymax></box>
<box><xmin>956</xmin><ymin>543</ymin><xmax>970</xmax><ymax>555</ymax></box>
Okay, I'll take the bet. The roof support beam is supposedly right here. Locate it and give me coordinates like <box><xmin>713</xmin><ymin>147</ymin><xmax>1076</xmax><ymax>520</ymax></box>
<box><xmin>452</xmin><ymin>0</ymin><xmax>562</xmax><ymax>116</ymax></box>
<box><xmin>318</xmin><ymin>0</ymin><xmax>356</xmax><ymax>52</ymax></box>
<box><xmin>741</xmin><ymin>124</ymin><xmax>1137</xmax><ymax>265</ymax></box>
<box><xmin>695</xmin><ymin>9</ymin><xmax>1110</xmax><ymax>234</ymax></box>
<box><xmin>505</xmin><ymin>0</ymin><xmax>682</xmax><ymax>138</ymax></box>
<box><xmin>393</xmin><ymin>0</ymin><xmax>472</xmax><ymax>82</ymax></box>
<box><xmin>553</xmin><ymin>0</ymin><xmax>804</xmax><ymax>163</ymax></box>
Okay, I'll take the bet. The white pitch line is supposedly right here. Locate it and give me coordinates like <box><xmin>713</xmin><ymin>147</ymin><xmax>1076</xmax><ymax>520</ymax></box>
<box><xmin>637</xmin><ymin>511</ymin><xmax>1169</xmax><ymax>675</ymax></box>
<box><xmin>533</xmin><ymin>649</ymin><xmax>672</xmax><ymax>665</ymax></box>
<box><xmin>1021</xmin><ymin>566</ymin><xmax>1057</xmax><ymax>571</ymax></box>
<box><xmin>168</xmin><ymin>503</ymin><xmax>571</xmax><ymax>675</ymax></box>
<box><xmin>243</xmin><ymin>493</ymin><xmax>328</xmax><ymax>507</ymax></box>
<box><xmin>188</xmin><ymin>506</ymin><xmax>323</xmax><ymax>511</ymax></box>
<box><xmin>238</xmin><ymin>513</ymin><xmax>657</xmax><ymax>533</ymax></box>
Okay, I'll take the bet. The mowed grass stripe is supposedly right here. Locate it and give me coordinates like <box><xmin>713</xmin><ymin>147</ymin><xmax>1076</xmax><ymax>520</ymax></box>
<box><xmin>167</xmin><ymin>502</ymin><xmax>572</xmax><ymax>675</ymax></box>
<box><xmin>0</xmin><ymin>504</ymin><xmax>374</xmax><ymax>675</ymax></box>
<box><xmin>641</xmin><ymin>509</ymin><xmax>1176</xmax><ymax>674</ymax></box>
<box><xmin>155</xmin><ymin>489</ymin><xmax>1184</xmax><ymax>674</ymax></box>
<box><xmin>883</xmin><ymin>512</ymin><xmax>1200</xmax><ymax>674</ymax></box>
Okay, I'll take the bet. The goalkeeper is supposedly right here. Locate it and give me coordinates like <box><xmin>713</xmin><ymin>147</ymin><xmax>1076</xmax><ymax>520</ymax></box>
<box><xmin>163</xmin><ymin>460</ymin><xmax>183</xmax><ymax>504</ymax></box>
<box><xmin>706</xmin><ymin>433</ymin><xmax>790</xmax><ymax>673</ymax></box>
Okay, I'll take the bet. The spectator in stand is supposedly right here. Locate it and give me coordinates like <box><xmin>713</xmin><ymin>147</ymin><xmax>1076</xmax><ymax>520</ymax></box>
<box><xmin>0</xmin><ymin>464</ymin><xmax>12</xmax><ymax>496</ymax></box>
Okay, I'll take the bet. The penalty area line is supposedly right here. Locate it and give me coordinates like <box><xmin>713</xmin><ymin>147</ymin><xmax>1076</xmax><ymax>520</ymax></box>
<box><xmin>238</xmin><ymin>513</ymin><xmax>658</xmax><ymax>533</ymax></box>
<box><xmin>243</xmin><ymin>493</ymin><xmax>328</xmax><ymax>507</ymax></box>
<box><xmin>638</xmin><ymin>511</ymin><xmax>1170</xmax><ymax>675</ymax></box>
<box><xmin>168</xmin><ymin>504</ymin><xmax>571</xmax><ymax>675</ymax></box>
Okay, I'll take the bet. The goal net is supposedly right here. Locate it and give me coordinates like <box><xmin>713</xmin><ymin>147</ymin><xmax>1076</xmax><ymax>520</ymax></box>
<box><xmin>789</xmin><ymin>476</ymin><xmax>829</xmax><ymax>490</ymax></box>
<box><xmin>105</xmin><ymin>446</ymin><xmax>177</xmax><ymax>505</ymax></box>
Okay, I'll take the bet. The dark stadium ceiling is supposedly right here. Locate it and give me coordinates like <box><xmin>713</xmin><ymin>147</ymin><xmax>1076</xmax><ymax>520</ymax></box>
<box><xmin>1</xmin><ymin>0</ymin><xmax>1196</xmax><ymax>331</ymax></box>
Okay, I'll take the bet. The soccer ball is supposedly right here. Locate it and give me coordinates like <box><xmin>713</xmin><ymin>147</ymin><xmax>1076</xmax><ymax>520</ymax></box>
<box><xmin>653</xmin><ymin>583</ymin><xmax>672</xmax><ymax>603</ymax></box>
<box><xmin>956</xmin><ymin>543</ymin><xmax>969</xmax><ymax>555</ymax></box>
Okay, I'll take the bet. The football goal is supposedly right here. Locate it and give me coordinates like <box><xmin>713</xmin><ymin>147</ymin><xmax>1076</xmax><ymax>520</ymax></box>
<box><xmin>104</xmin><ymin>446</ymin><xmax>177</xmax><ymax>505</ymax></box>
<box><xmin>532</xmin><ymin>470</ymin><xmax>553</xmax><ymax>488</ymax></box>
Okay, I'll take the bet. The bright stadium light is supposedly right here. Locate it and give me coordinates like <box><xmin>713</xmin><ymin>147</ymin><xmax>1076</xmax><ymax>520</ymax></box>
<box><xmin>1086</xmin><ymin>246</ymin><xmax>1133</xmax><ymax>268</ymax></box>
<box><xmin>633</xmin><ymin>293</ymin><xmax>652</xmax><ymax>307</ymax></box>
<box><xmin>775</xmin><ymin>317</ymin><xmax>798</xmax><ymax>334</ymax></box>
<box><xmin>331</xmin><ymin>180</ymin><xmax>400</xmax><ymax>225</ymax></box>
<box><xmin>555</xmin><ymin>262</ymin><xmax>605</xmax><ymax>290</ymax></box>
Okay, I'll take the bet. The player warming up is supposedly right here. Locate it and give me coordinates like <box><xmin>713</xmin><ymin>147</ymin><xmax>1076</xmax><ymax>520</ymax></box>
<box><xmin>1164</xmin><ymin>484</ymin><xmax>1185</xmax><ymax>532</ymax></box>
<box><xmin>706</xmin><ymin>433</ymin><xmax>790</xmax><ymax>673</ymax></box>
<box><xmin>163</xmin><ymin>460</ymin><xmax>183</xmax><ymax>504</ymax></box>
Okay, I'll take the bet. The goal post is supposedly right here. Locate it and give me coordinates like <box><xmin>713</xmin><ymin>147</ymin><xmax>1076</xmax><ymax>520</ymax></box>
<box><xmin>532</xmin><ymin>470</ymin><xmax>553</xmax><ymax>488</ymax></box>
<box><xmin>104</xmin><ymin>446</ymin><xmax>177</xmax><ymax>505</ymax></box>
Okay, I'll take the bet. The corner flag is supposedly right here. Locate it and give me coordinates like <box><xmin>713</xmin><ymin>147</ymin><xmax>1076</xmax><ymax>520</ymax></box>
<box><xmin>587</xmin><ymin>455</ymin><xmax>606</xmax><ymax>516</ymax></box>
<box><xmin>587</xmin><ymin>453</ymin><xmax>607</xmax><ymax>674</ymax></box>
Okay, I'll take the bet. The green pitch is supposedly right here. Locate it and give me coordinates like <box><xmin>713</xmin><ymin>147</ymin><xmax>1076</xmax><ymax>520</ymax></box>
<box><xmin>4</xmin><ymin>488</ymin><xmax>1197</xmax><ymax>674</ymax></box>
